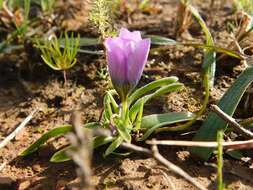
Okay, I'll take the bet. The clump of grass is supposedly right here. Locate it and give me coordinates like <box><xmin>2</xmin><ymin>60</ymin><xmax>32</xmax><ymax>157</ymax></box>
<box><xmin>89</xmin><ymin>0</ymin><xmax>118</xmax><ymax>38</ymax></box>
<box><xmin>36</xmin><ymin>32</ymin><xmax>80</xmax><ymax>84</ymax></box>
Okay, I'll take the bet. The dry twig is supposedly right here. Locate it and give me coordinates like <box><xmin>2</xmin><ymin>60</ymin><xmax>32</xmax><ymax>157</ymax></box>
<box><xmin>0</xmin><ymin>109</ymin><xmax>38</xmax><ymax>150</ymax></box>
<box><xmin>146</xmin><ymin>139</ymin><xmax>253</xmax><ymax>150</ymax></box>
<box><xmin>210</xmin><ymin>104</ymin><xmax>253</xmax><ymax>138</ymax></box>
<box><xmin>67</xmin><ymin>111</ymin><xmax>94</xmax><ymax>190</ymax></box>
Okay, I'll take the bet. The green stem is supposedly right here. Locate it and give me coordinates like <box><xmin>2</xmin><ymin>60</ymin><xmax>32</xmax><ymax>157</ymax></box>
<box><xmin>217</xmin><ymin>130</ymin><xmax>224</xmax><ymax>190</ymax></box>
<box><xmin>121</xmin><ymin>100</ymin><xmax>128</xmax><ymax>124</ymax></box>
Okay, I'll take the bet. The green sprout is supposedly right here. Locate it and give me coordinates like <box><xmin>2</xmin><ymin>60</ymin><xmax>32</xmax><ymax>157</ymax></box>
<box><xmin>89</xmin><ymin>0</ymin><xmax>117</xmax><ymax>38</ymax></box>
<box><xmin>36</xmin><ymin>32</ymin><xmax>80</xmax><ymax>84</ymax></box>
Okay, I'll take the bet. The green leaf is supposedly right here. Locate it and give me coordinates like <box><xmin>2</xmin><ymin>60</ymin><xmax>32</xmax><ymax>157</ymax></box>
<box><xmin>183</xmin><ymin>43</ymin><xmax>244</xmax><ymax>60</ymax></box>
<box><xmin>148</xmin><ymin>34</ymin><xmax>244</xmax><ymax>60</ymax></box>
<box><xmin>104</xmin><ymin>137</ymin><xmax>123</xmax><ymax>157</ymax></box>
<box><xmin>50</xmin><ymin>136</ymin><xmax>114</xmax><ymax>163</ymax></box>
<box><xmin>50</xmin><ymin>146</ymin><xmax>74</xmax><ymax>163</ymax></box>
<box><xmin>77</xmin><ymin>48</ymin><xmax>104</xmax><ymax>55</ymax></box>
<box><xmin>138</xmin><ymin>112</ymin><xmax>195</xmax><ymax>141</ymax></box>
<box><xmin>129</xmin><ymin>76</ymin><xmax>178</xmax><ymax>105</ymax></box>
<box><xmin>21</xmin><ymin>125</ymin><xmax>72</xmax><ymax>156</ymax></box>
<box><xmin>103</xmin><ymin>93</ymin><xmax>113</xmax><ymax>121</ymax></box>
<box><xmin>141</xmin><ymin>112</ymin><xmax>195</xmax><ymax>129</ymax></box>
<box><xmin>59</xmin><ymin>37</ymin><xmax>103</xmax><ymax>55</ymax></box>
<box><xmin>134</xmin><ymin>99</ymin><xmax>144</xmax><ymax>131</ymax></box>
<box><xmin>189</xmin><ymin>5</ymin><xmax>216</xmax><ymax>88</ymax></box>
<box><xmin>148</xmin><ymin>35</ymin><xmax>177</xmax><ymax>45</ymax></box>
<box><xmin>93</xmin><ymin>136</ymin><xmax>115</xmax><ymax>148</ymax></box>
<box><xmin>191</xmin><ymin>66</ymin><xmax>253</xmax><ymax>160</ymax></box>
<box><xmin>130</xmin><ymin>83</ymin><xmax>183</xmax><ymax>121</ymax></box>
<box><xmin>21</xmin><ymin>122</ymin><xmax>100</xmax><ymax>156</ymax></box>
<box><xmin>59</xmin><ymin>37</ymin><xmax>100</xmax><ymax>47</ymax></box>
<box><xmin>226</xmin><ymin>150</ymin><xmax>244</xmax><ymax>160</ymax></box>
<box><xmin>114</xmin><ymin>119</ymin><xmax>131</xmax><ymax>142</ymax></box>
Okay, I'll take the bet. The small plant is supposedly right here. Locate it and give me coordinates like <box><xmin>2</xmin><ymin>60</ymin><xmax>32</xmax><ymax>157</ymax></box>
<box><xmin>6</xmin><ymin>0</ymin><xmax>31</xmax><ymax>37</ymax></box>
<box><xmin>21</xmin><ymin>28</ymin><xmax>194</xmax><ymax>162</ymax></box>
<box><xmin>36</xmin><ymin>32</ymin><xmax>80</xmax><ymax>84</ymax></box>
<box><xmin>89</xmin><ymin>0</ymin><xmax>117</xmax><ymax>38</ymax></box>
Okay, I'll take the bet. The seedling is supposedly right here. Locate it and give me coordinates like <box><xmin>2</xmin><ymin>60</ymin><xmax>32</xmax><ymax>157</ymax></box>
<box><xmin>36</xmin><ymin>32</ymin><xmax>80</xmax><ymax>84</ymax></box>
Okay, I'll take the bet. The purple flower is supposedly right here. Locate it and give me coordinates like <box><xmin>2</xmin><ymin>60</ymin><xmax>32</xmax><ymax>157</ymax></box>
<box><xmin>104</xmin><ymin>28</ymin><xmax>151</xmax><ymax>100</ymax></box>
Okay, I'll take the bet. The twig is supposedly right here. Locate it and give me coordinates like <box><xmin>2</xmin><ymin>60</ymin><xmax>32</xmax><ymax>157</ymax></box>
<box><xmin>160</xmin><ymin>170</ymin><xmax>176</xmax><ymax>190</ymax></box>
<box><xmin>146</xmin><ymin>139</ymin><xmax>253</xmax><ymax>149</ymax></box>
<box><xmin>210</xmin><ymin>104</ymin><xmax>253</xmax><ymax>138</ymax></box>
<box><xmin>0</xmin><ymin>109</ymin><xmax>38</xmax><ymax>150</ymax></box>
<box><xmin>120</xmin><ymin>142</ymin><xmax>207</xmax><ymax>190</ymax></box>
<box><xmin>67</xmin><ymin>111</ymin><xmax>94</xmax><ymax>190</ymax></box>
<box><xmin>151</xmin><ymin>142</ymin><xmax>207</xmax><ymax>190</ymax></box>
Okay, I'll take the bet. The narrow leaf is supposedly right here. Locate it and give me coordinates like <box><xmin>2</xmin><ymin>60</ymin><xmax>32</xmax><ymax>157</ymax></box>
<box><xmin>21</xmin><ymin>125</ymin><xmax>72</xmax><ymax>156</ymax></box>
<box><xmin>50</xmin><ymin>136</ymin><xmax>114</xmax><ymax>163</ymax></box>
<box><xmin>189</xmin><ymin>5</ymin><xmax>216</xmax><ymax>88</ymax></box>
<box><xmin>148</xmin><ymin>35</ymin><xmax>177</xmax><ymax>45</ymax></box>
<box><xmin>93</xmin><ymin>136</ymin><xmax>115</xmax><ymax>148</ymax></box>
<box><xmin>104</xmin><ymin>137</ymin><xmax>123</xmax><ymax>157</ymax></box>
<box><xmin>130</xmin><ymin>83</ymin><xmax>183</xmax><ymax>121</ymax></box>
<box><xmin>129</xmin><ymin>76</ymin><xmax>178</xmax><ymax>105</ymax></box>
<box><xmin>115</xmin><ymin>120</ymin><xmax>131</xmax><ymax>142</ymax></box>
<box><xmin>59</xmin><ymin>37</ymin><xmax>100</xmax><ymax>47</ymax></box>
<box><xmin>139</xmin><ymin>112</ymin><xmax>195</xmax><ymax>141</ymax></box>
<box><xmin>50</xmin><ymin>146</ymin><xmax>74</xmax><ymax>163</ymax></box>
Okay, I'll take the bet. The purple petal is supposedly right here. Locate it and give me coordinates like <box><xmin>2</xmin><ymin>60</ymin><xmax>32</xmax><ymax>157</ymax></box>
<box><xmin>119</xmin><ymin>28</ymin><xmax>142</xmax><ymax>42</ymax></box>
<box><xmin>104</xmin><ymin>38</ymin><xmax>127</xmax><ymax>85</ymax></box>
<box><xmin>127</xmin><ymin>38</ymin><xmax>151</xmax><ymax>86</ymax></box>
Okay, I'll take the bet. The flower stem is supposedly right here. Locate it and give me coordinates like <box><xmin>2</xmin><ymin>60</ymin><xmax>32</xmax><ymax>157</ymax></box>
<box><xmin>63</xmin><ymin>70</ymin><xmax>67</xmax><ymax>85</ymax></box>
<box><xmin>217</xmin><ymin>130</ymin><xmax>224</xmax><ymax>190</ymax></box>
<box><xmin>121</xmin><ymin>100</ymin><xmax>128</xmax><ymax>123</ymax></box>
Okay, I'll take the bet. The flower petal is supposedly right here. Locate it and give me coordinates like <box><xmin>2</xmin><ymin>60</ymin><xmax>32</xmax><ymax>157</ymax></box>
<box><xmin>119</xmin><ymin>28</ymin><xmax>142</xmax><ymax>42</ymax></box>
<box><xmin>104</xmin><ymin>37</ymin><xmax>127</xmax><ymax>85</ymax></box>
<box><xmin>127</xmin><ymin>38</ymin><xmax>151</xmax><ymax>86</ymax></box>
